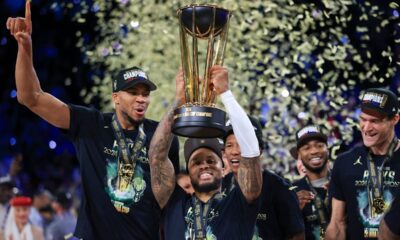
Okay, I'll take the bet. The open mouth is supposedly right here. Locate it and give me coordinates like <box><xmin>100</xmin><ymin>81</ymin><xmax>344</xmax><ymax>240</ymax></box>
<box><xmin>309</xmin><ymin>157</ymin><xmax>322</xmax><ymax>165</ymax></box>
<box><xmin>364</xmin><ymin>132</ymin><xmax>377</xmax><ymax>138</ymax></box>
<box><xmin>199</xmin><ymin>172</ymin><xmax>213</xmax><ymax>180</ymax></box>
<box><xmin>230</xmin><ymin>159</ymin><xmax>240</xmax><ymax>167</ymax></box>
<box><xmin>135</xmin><ymin>107</ymin><xmax>145</xmax><ymax>116</ymax></box>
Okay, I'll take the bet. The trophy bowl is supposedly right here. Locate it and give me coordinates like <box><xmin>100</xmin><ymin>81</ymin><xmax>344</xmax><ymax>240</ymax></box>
<box><xmin>180</xmin><ymin>5</ymin><xmax>230</xmax><ymax>39</ymax></box>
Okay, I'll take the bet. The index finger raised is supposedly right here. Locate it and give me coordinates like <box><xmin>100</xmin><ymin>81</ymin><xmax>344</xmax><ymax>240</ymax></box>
<box><xmin>25</xmin><ymin>0</ymin><xmax>31</xmax><ymax>21</ymax></box>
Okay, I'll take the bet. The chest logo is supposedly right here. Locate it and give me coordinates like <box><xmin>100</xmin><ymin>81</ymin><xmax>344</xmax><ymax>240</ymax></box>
<box><xmin>353</xmin><ymin>156</ymin><xmax>362</xmax><ymax>166</ymax></box>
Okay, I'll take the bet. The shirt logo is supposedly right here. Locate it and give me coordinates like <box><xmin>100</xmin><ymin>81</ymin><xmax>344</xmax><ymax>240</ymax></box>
<box><xmin>353</xmin><ymin>156</ymin><xmax>362</xmax><ymax>166</ymax></box>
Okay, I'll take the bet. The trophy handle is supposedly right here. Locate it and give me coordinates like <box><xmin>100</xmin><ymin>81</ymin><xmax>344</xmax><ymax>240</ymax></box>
<box><xmin>179</xmin><ymin>24</ymin><xmax>194</xmax><ymax>103</ymax></box>
<box><xmin>209</xmin><ymin>12</ymin><xmax>231</xmax><ymax>104</ymax></box>
<box><xmin>201</xmin><ymin>7</ymin><xmax>216</xmax><ymax>105</ymax></box>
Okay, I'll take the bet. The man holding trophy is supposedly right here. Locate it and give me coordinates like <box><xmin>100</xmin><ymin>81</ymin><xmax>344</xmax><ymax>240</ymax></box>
<box><xmin>149</xmin><ymin>4</ymin><xmax>263</xmax><ymax>239</ymax></box>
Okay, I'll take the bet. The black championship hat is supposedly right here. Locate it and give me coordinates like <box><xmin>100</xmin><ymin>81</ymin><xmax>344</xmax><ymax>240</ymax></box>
<box><xmin>296</xmin><ymin>125</ymin><xmax>328</xmax><ymax>149</ymax></box>
<box><xmin>223</xmin><ymin>116</ymin><xmax>264</xmax><ymax>149</ymax></box>
<box><xmin>184</xmin><ymin>138</ymin><xmax>224</xmax><ymax>165</ymax></box>
<box><xmin>360</xmin><ymin>88</ymin><xmax>399</xmax><ymax>117</ymax></box>
<box><xmin>112</xmin><ymin>66</ymin><xmax>157</xmax><ymax>92</ymax></box>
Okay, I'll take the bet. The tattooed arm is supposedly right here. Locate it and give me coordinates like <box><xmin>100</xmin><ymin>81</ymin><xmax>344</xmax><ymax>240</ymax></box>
<box><xmin>236</xmin><ymin>156</ymin><xmax>263</xmax><ymax>203</ymax></box>
<box><xmin>149</xmin><ymin>68</ymin><xmax>185</xmax><ymax>209</ymax></box>
<box><xmin>149</xmin><ymin>103</ymin><xmax>177</xmax><ymax>209</ymax></box>
<box><xmin>211</xmin><ymin>66</ymin><xmax>262</xmax><ymax>203</ymax></box>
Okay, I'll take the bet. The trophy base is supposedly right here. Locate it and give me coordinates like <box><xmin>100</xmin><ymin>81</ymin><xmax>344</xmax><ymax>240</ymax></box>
<box><xmin>172</xmin><ymin>105</ymin><xmax>226</xmax><ymax>138</ymax></box>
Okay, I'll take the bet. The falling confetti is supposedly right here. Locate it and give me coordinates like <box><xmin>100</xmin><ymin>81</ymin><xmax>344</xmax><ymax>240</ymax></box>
<box><xmin>70</xmin><ymin>0</ymin><xmax>399</xmax><ymax>175</ymax></box>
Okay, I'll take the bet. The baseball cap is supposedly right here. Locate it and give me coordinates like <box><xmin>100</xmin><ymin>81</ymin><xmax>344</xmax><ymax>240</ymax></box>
<box><xmin>184</xmin><ymin>138</ymin><xmax>224</xmax><ymax>165</ymax></box>
<box><xmin>10</xmin><ymin>196</ymin><xmax>32</xmax><ymax>207</ymax></box>
<box><xmin>296</xmin><ymin>125</ymin><xmax>327</xmax><ymax>149</ymax></box>
<box><xmin>360</xmin><ymin>88</ymin><xmax>398</xmax><ymax>117</ymax></box>
<box><xmin>112</xmin><ymin>66</ymin><xmax>157</xmax><ymax>92</ymax></box>
<box><xmin>223</xmin><ymin>116</ymin><xmax>264</xmax><ymax>149</ymax></box>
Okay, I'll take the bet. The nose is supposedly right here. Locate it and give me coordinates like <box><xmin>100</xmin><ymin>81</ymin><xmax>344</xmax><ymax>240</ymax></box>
<box><xmin>136</xmin><ymin>94</ymin><xmax>147</xmax><ymax>102</ymax></box>
<box><xmin>231</xmin><ymin>144</ymin><xmax>241</xmax><ymax>156</ymax></box>
<box><xmin>362</xmin><ymin>121</ymin><xmax>371</xmax><ymax>131</ymax></box>
<box><xmin>309</xmin><ymin>146</ymin><xmax>320</xmax><ymax>156</ymax></box>
<box><xmin>198</xmin><ymin>161</ymin><xmax>210</xmax><ymax>170</ymax></box>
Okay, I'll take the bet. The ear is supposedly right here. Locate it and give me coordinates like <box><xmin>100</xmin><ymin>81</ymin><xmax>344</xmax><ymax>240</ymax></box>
<box><xmin>393</xmin><ymin>114</ymin><xmax>399</xmax><ymax>125</ymax></box>
<box><xmin>112</xmin><ymin>92</ymin><xmax>119</xmax><ymax>104</ymax></box>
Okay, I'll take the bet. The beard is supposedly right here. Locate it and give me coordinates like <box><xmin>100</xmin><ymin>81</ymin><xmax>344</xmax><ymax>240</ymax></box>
<box><xmin>122</xmin><ymin>111</ymin><xmax>143</xmax><ymax>126</ymax></box>
<box><xmin>303</xmin><ymin>157</ymin><xmax>328</xmax><ymax>174</ymax></box>
<box><xmin>191</xmin><ymin>178</ymin><xmax>221</xmax><ymax>193</ymax></box>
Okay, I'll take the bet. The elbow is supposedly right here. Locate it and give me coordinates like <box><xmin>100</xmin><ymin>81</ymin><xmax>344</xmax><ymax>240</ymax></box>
<box><xmin>244</xmin><ymin>190</ymin><xmax>261</xmax><ymax>203</ymax></box>
<box><xmin>16</xmin><ymin>91</ymin><xmax>39</xmax><ymax>108</ymax></box>
<box><xmin>242</xmin><ymin>181</ymin><xmax>263</xmax><ymax>203</ymax></box>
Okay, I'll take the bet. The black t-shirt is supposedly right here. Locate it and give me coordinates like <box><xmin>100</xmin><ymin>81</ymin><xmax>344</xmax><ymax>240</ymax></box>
<box><xmin>292</xmin><ymin>177</ymin><xmax>330</xmax><ymax>240</ymax></box>
<box><xmin>66</xmin><ymin>104</ymin><xmax>180</xmax><ymax>240</ymax></box>
<box><xmin>222</xmin><ymin>170</ymin><xmax>305</xmax><ymax>239</ymax></box>
<box><xmin>384</xmin><ymin>195</ymin><xmax>400</xmax><ymax>236</ymax></box>
<box><xmin>330</xmin><ymin>145</ymin><xmax>400</xmax><ymax>240</ymax></box>
<box><xmin>163</xmin><ymin>185</ymin><xmax>260</xmax><ymax>240</ymax></box>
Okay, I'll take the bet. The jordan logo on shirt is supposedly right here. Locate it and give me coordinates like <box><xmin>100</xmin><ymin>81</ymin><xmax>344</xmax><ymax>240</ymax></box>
<box><xmin>353</xmin><ymin>157</ymin><xmax>362</xmax><ymax>166</ymax></box>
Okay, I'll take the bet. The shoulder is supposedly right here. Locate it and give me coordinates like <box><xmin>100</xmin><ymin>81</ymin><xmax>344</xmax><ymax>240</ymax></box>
<box><xmin>69</xmin><ymin>104</ymin><xmax>102</xmax><ymax>115</ymax></box>
<box><xmin>68</xmin><ymin>104</ymin><xmax>108</xmax><ymax>124</ymax></box>
<box><xmin>292</xmin><ymin>177</ymin><xmax>307</xmax><ymax>187</ymax></box>
<box><xmin>262</xmin><ymin>169</ymin><xmax>290</xmax><ymax>186</ymax></box>
<box><xmin>334</xmin><ymin>145</ymin><xmax>366</xmax><ymax>164</ymax></box>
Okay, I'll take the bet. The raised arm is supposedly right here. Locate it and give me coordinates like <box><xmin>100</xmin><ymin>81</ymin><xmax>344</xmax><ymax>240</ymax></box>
<box><xmin>6</xmin><ymin>1</ymin><xmax>70</xmax><ymax>129</ymax></box>
<box><xmin>148</xmin><ymin>68</ymin><xmax>185</xmax><ymax>208</ymax></box>
<box><xmin>211</xmin><ymin>66</ymin><xmax>262</xmax><ymax>203</ymax></box>
<box><xmin>325</xmin><ymin>198</ymin><xmax>347</xmax><ymax>240</ymax></box>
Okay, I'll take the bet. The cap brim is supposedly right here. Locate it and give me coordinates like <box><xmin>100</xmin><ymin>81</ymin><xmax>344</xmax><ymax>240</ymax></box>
<box><xmin>297</xmin><ymin>133</ymin><xmax>327</xmax><ymax>149</ymax></box>
<box><xmin>361</xmin><ymin>106</ymin><xmax>389</xmax><ymax>117</ymax></box>
<box><xmin>121</xmin><ymin>79</ymin><xmax>157</xmax><ymax>91</ymax></box>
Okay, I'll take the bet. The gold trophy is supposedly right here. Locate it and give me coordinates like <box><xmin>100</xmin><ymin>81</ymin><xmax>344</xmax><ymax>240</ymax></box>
<box><xmin>172</xmin><ymin>4</ymin><xmax>232</xmax><ymax>138</ymax></box>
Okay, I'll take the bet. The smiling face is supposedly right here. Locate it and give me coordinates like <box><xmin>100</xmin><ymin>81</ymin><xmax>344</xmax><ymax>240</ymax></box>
<box><xmin>298</xmin><ymin>139</ymin><xmax>328</xmax><ymax>174</ymax></box>
<box><xmin>187</xmin><ymin>148</ymin><xmax>223</xmax><ymax>193</ymax></box>
<box><xmin>112</xmin><ymin>83</ymin><xmax>151</xmax><ymax>127</ymax></box>
<box><xmin>223</xmin><ymin>133</ymin><xmax>241</xmax><ymax>175</ymax></box>
<box><xmin>359</xmin><ymin>111</ymin><xmax>399</xmax><ymax>154</ymax></box>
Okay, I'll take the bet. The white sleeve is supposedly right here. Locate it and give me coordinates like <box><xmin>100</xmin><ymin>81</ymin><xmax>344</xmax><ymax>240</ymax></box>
<box><xmin>220</xmin><ymin>90</ymin><xmax>260</xmax><ymax>158</ymax></box>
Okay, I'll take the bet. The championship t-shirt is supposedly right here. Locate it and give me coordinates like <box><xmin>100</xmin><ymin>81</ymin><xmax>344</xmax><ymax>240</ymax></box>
<box><xmin>66</xmin><ymin>104</ymin><xmax>179</xmax><ymax>240</ymax></box>
<box><xmin>222</xmin><ymin>170</ymin><xmax>305</xmax><ymax>239</ymax></box>
<box><xmin>330</xmin><ymin>145</ymin><xmax>400</xmax><ymax>239</ymax></box>
<box><xmin>292</xmin><ymin>177</ymin><xmax>330</xmax><ymax>240</ymax></box>
<box><xmin>163</xmin><ymin>185</ymin><xmax>260</xmax><ymax>240</ymax></box>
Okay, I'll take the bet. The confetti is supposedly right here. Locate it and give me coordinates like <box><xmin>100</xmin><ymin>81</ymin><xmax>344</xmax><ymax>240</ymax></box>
<box><xmin>69</xmin><ymin>0</ymin><xmax>399</xmax><ymax>176</ymax></box>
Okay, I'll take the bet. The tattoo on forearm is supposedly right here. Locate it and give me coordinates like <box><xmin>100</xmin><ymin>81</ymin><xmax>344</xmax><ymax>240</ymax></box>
<box><xmin>237</xmin><ymin>157</ymin><xmax>262</xmax><ymax>202</ymax></box>
<box><xmin>149</xmin><ymin>101</ymin><xmax>180</xmax><ymax>207</ymax></box>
